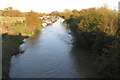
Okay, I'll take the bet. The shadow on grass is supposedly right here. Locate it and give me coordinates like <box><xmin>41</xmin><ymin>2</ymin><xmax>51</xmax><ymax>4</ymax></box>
<box><xmin>2</xmin><ymin>33</ymin><xmax>28</xmax><ymax>79</ymax></box>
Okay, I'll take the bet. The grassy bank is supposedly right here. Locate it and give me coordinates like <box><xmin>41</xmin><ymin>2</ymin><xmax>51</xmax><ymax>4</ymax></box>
<box><xmin>1</xmin><ymin>17</ymin><xmax>42</xmax><ymax>36</ymax></box>
<box><xmin>2</xmin><ymin>33</ymin><xmax>28</xmax><ymax>79</ymax></box>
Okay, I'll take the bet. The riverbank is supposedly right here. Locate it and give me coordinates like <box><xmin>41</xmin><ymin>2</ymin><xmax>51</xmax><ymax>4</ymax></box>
<box><xmin>63</xmin><ymin>8</ymin><xmax>120</xmax><ymax>78</ymax></box>
<box><xmin>1</xmin><ymin>16</ymin><xmax>38</xmax><ymax>79</ymax></box>
<box><xmin>2</xmin><ymin>33</ymin><xmax>28</xmax><ymax>79</ymax></box>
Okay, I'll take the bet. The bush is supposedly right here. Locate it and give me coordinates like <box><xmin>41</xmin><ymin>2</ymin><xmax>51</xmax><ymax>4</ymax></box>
<box><xmin>65</xmin><ymin>7</ymin><xmax>120</xmax><ymax>78</ymax></box>
<box><xmin>25</xmin><ymin>11</ymin><xmax>42</xmax><ymax>30</ymax></box>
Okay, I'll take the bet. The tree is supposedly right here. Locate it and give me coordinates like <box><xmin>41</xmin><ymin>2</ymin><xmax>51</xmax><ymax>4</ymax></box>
<box><xmin>62</xmin><ymin>9</ymin><xmax>73</xmax><ymax>19</ymax></box>
<box><xmin>4</xmin><ymin>7</ymin><xmax>13</xmax><ymax>11</ymax></box>
<box><xmin>2</xmin><ymin>7</ymin><xmax>24</xmax><ymax>17</ymax></box>
<box><xmin>51</xmin><ymin>11</ymin><xmax>59</xmax><ymax>16</ymax></box>
<box><xmin>25</xmin><ymin>11</ymin><xmax>42</xmax><ymax>30</ymax></box>
<box><xmin>64</xmin><ymin>9</ymin><xmax>71</xmax><ymax>13</ymax></box>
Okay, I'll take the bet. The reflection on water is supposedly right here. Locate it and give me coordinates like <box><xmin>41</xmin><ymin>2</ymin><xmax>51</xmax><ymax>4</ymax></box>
<box><xmin>70</xmin><ymin>45</ymin><xmax>97</xmax><ymax>78</ymax></box>
<box><xmin>9</xmin><ymin>19</ymin><xmax>96</xmax><ymax>78</ymax></box>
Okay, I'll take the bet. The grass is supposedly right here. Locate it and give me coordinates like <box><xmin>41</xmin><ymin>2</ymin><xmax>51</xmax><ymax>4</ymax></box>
<box><xmin>12</xmin><ymin>25</ymin><xmax>32</xmax><ymax>35</ymax></box>
<box><xmin>0</xmin><ymin>17</ymin><xmax>25</xmax><ymax>22</ymax></box>
<box><xmin>12</xmin><ymin>25</ymin><xmax>44</xmax><ymax>36</ymax></box>
<box><xmin>38</xmin><ymin>25</ymin><xmax>44</xmax><ymax>30</ymax></box>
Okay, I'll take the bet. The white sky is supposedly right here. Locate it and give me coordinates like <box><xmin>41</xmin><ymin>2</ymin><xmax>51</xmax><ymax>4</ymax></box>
<box><xmin>0</xmin><ymin>0</ymin><xmax>119</xmax><ymax>13</ymax></box>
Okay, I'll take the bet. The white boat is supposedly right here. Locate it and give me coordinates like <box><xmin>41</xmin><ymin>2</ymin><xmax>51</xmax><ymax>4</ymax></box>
<box><xmin>42</xmin><ymin>23</ymin><xmax>47</xmax><ymax>27</ymax></box>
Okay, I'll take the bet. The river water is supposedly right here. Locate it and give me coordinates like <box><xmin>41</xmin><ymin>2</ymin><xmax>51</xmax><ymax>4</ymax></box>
<box><xmin>9</xmin><ymin>19</ymin><xmax>96</xmax><ymax>78</ymax></box>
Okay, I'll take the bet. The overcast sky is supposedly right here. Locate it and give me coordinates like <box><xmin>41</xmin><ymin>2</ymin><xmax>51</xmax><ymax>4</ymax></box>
<box><xmin>0</xmin><ymin>0</ymin><xmax>119</xmax><ymax>13</ymax></box>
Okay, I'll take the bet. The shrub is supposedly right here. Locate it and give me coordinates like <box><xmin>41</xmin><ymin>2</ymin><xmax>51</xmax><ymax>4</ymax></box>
<box><xmin>65</xmin><ymin>7</ymin><xmax>119</xmax><ymax>78</ymax></box>
<box><xmin>25</xmin><ymin>11</ymin><xmax>42</xmax><ymax>31</ymax></box>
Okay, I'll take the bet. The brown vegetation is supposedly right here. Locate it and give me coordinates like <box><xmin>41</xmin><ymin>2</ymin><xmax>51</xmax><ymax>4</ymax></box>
<box><xmin>64</xmin><ymin>7</ymin><xmax>120</xmax><ymax>78</ymax></box>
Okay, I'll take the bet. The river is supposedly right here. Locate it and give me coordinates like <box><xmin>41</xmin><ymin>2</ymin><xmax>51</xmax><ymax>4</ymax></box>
<box><xmin>9</xmin><ymin>19</ymin><xmax>96</xmax><ymax>78</ymax></box>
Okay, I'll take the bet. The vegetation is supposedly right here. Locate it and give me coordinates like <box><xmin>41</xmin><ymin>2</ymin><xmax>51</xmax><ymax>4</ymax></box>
<box><xmin>2</xmin><ymin>7</ymin><xmax>24</xmax><ymax>17</ymax></box>
<box><xmin>0</xmin><ymin>17</ymin><xmax>25</xmax><ymax>22</ymax></box>
<box><xmin>1</xmin><ymin>10</ymin><xmax>43</xmax><ymax>36</ymax></box>
<box><xmin>64</xmin><ymin>7</ymin><xmax>120</xmax><ymax>78</ymax></box>
<box><xmin>25</xmin><ymin>11</ymin><xmax>42</xmax><ymax>31</ymax></box>
<box><xmin>1</xmin><ymin>6</ymin><xmax>119</xmax><ymax>78</ymax></box>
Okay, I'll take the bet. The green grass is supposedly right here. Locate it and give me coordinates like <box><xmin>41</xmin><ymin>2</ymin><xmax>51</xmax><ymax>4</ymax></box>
<box><xmin>28</xmin><ymin>32</ymin><xmax>35</xmax><ymax>37</ymax></box>
<box><xmin>38</xmin><ymin>25</ymin><xmax>44</xmax><ymax>30</ymax></box>
<box><xmin>0</xmin><ymin>17</ymin><xmax>25</xmax><ymax>22</ymax></box>
<box><xmin>27</xmin><ymin>26</ymin><xmax>44</xmax><ymax>37</ymax></box>
<box><xmin>1</xmin><ymin>17</ymin><xmax>44</xmax><ymax>37</ymax></box>
<box><xmin>12</xmin><ymin>25</ymin><xmax>32</xmax><ymax>34</ymax></box>
<box><xmin>12</xmin><ymin>25</ymin><xmax>44</xmax><ymax>36</ymax></box>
